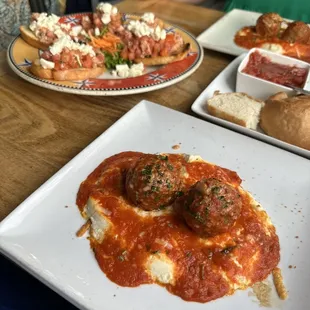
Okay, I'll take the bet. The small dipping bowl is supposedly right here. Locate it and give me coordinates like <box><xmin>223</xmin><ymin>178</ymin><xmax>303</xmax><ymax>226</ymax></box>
<box><xmin>236</xmin><ymin>48</ymin><xmax>310</xmax><ymax>100</ymax></box>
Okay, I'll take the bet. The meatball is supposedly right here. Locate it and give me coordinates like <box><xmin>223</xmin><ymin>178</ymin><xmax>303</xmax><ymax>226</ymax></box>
<box><xmin>282</xmin><ymin>21</ymin><xmax>310</xmax><ymax>44</ymax></box>
<box><xmin>256</xmin><ymin>13</ymin><xmax>283</xmax><ymax>37</ymax></box>
<box><xmin>126</xmin><ymin>154</ymin><xmax>182</xmax><ymax>211</ymax></box>
<box><xmin>174</xmin><ymin>178</ymin><xmax>242</xmax><ymax>237</ymax></box>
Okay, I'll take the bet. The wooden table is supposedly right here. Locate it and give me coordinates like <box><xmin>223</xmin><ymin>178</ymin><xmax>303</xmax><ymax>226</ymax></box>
<box><xmin>0</xmin><ymin>0</ymin><xmax>234</xmax><ymax>221</ymax></box>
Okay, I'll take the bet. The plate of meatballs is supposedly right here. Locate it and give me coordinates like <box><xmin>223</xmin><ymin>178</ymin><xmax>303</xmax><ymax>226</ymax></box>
<box><xmin>197</xmin><ymin>9</ymin><xmax>310</xmax><ymax>63</ymax></box>
<box><xmin>1</xmin><ymin>100</ymin><xmax>310</xmax><ymax>310</ymax></box>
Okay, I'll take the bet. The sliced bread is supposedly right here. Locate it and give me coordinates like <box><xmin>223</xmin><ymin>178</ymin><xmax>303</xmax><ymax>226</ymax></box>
<box><xmin>206</xmin><ymin>92</ymin><xmax>264</xmax><ymax>130</ymax></box>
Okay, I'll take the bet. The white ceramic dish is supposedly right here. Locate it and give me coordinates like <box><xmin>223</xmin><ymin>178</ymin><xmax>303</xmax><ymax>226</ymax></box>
<box><xmin>1</xmin><ymin>100</ymin><xmax>310</xmax><ymax>310</ymax></box>
<box><xmin>197</xmin><ymin>9</ymin><xmax>259</xmax><ymax>56</ymax></box>
<box><xmin>191</xmin><ymin>54</ymin><xmax>310</xmax><ymax>159</ymax></box>
<box><xmin>236</xmin><ymin>48</ymin><xmax>310</xmax><ymax>99</ymax></box>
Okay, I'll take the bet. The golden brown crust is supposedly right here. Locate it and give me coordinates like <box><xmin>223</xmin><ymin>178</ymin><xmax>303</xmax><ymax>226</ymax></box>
<box><xmin>19</xmin><ymin>26</ymin><xmax>50</xmax><ymax>50</ymax></box>
<box><xmin>53</xmin><ymin>66</ymin><xmax>105</xmax><ymax>80</ymax></box>
<box><xmin>260</xmin><ymin>93</ymin><xmax>310</xmax><ymax>150</ymax></box>
<box><xmin>207</xmin><ymin>104</ymin><xmax>247</xmax><ymax>127</ymax></box>
<box><xmin>30</xmin><ymin>60</ymin><xmax>105</xmax><ymax>81</ymax></box>
<box><xmin>134</xmin><ymin>43</ymin><xmax>190</xmax><ymax>66</ymax></box>
<box><xmin>272</xmin><ymin>267</ymin><xmax>288</xmax><ymax>300</ymax></box>
<box><xmin>30</xmin><ymin>60</ymin><xmax>53</xmax><ymax>79</ymax></box>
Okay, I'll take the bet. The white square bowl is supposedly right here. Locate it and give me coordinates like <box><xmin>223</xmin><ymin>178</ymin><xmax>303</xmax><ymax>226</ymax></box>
<box><xmin>236</xmin><ymin>48</ymin><xmax>310</xmax><ymax>99</ymax></box>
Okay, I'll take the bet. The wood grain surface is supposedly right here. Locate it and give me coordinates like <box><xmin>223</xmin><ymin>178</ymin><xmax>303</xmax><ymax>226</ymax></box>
<box><xmin>0</xmin><ymin>0</ymin><xmax>234</xmax><ymax>221</ymax></box>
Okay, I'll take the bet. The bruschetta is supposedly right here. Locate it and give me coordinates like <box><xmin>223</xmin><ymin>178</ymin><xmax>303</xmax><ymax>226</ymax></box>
<box><xmin>30</xmin><ymin>36</ymin><xmax>105</xmax><ymax>81</ymax></box>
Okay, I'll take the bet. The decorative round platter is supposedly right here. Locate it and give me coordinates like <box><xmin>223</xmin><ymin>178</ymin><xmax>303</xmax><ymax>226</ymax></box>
<box><xmin>7</xmin><ymin>13</ymin><xmax>203</xmax><ymax>96</ymax></box>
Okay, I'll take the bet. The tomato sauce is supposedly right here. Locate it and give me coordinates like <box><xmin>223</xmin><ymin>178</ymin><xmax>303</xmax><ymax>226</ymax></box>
<box><xmin>235</xmin><ymin>26</ymin><xmax>310</xmax><ymax>63</ymax></box>
<box><xmin>77</xmin><ymin>152</ymin><xmax>280</xmax><ymax>303</ymax></box>
<box><xmin>242</xmin><ymin>51</ymin><xmax>308</xmax><ymax>88</ymax></box>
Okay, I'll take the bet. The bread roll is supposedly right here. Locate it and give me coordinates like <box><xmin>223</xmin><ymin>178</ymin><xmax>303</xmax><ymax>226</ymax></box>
<box><xmin>260</xmin><ymin>93</ymin><xmax>310</xmax><ymax>150</ymax></box>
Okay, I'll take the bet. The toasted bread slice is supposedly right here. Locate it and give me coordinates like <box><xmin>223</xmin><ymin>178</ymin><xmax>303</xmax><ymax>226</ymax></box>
<box><xmin>134</xmin><ymin>43</ymin><xmax>190</xmax><ymax>66</ymax></box>
<box><xmin>20</xmin><ymin>25</ymin><xmax>51</xmax><ymax>50</ymax></box>
<box><xmin>30</xmin><ymin>59</ymin><xmax>105</xmax><ymax>81</ymax></box>
<box><xmin>206</xmin><ymin>92</ymin><xmax>264</xmax><ymax>130</ymax></box>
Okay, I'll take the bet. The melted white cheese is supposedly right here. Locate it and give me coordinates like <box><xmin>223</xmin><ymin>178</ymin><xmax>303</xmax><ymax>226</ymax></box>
<box><xmin>39</xmin><ymin>58</ymin><xmax>55</xmax><ymax>69</ymax></box>
<box><xmin>146</xmin><ymin>255</ymin><xmax>175</xmax><ymax>284</ymax></box>
<box><xmin>86</xmin><ymin>197</ymin><xmax>112</xmax><ymax>242</ymax></box>
<box><xmin>260</xmin><ymin>43</ymin><xmax>284</xmax><ymax>54</ymax></box>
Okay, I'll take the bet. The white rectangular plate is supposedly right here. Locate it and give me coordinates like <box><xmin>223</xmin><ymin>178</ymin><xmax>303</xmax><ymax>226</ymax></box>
<box><xmin>0</xmin><ymin>101</ymin><xmax>310</xmax><ymax>310</ymax></box>
<box><xmin>197</xmin><ymin>9</ymin><xmax>258</xmax><ymax>56</ymax></box>
<box><xmin>191</xmin><ymin>54</ymin><xmax>310</xmax><ymax>159</ymax></box>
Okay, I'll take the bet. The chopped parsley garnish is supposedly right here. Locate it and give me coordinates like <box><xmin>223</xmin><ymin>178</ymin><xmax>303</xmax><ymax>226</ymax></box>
<box><xmin>151</xmin><ymin>250</ymin><xmax>160</xmax><ymax>255</ymax></box>
<box><xmin>194</xmin><ymin>213</ymin><xmax>205</xmax><ymax>223</ymax></box>
<box><xmin>211</xmin><ymin>186</ymin><xmax>220</xmax><ymax>194</ymax></box>
<box><xmin>176</xmin><ymin>191</ymin><xmax>184</xmax><ymax>197</ymax></box>
<box><xmin>117</xmin><ymin>250</ymin><xmax>127</xmax><ymax>262</ymax></box>
<box><xmin>141</xmin><ymin>165</ymin><xmax>152</xmax><ymax>176</ymax></box>
<box><xmin>158</xmin><ymin>155</ymin><xmax>168</xmax><ymax>161</ymax></box>
<box><xmin>117</xmin><ymin>255</ymin><xmax>125</xmax><ymax>262</ymax></box>
<box><xmin>151</xmin><ymin>186</ymin><xmax>159</xmax><ymax>192</ymax></box>
<box><xmin>167</xmin><ymin>163</ymin><xmax>174</xmax><ymax>171</ymax></box>
<box><xmin>159</xmin><ymin>205</ymin><xmax>166</xmax><ymax>210</ymax></box>
<box><xmin>117</xmin><ymin>43</ymin><xmax>124</xmax><ymax>50</ymax></box>
<box><xmin>103</xmin><ymin>51</ymin><xmax>133</xmax><ymax>70</ymax></box>
<box><xmin>154</xmin><ymin>195</ymin><xmax>161</xmax><ymax>202</ymax></box>
<box><xmin>185</xmin><ymin>251</ymin><xmax>192</xmax><ymax>258</ymax></box>
<box><xmin>100</xmin><ymin>26</ymin><xmax>108</xmax><ymax>37</ymax></box>
<box><xmin>166</xmin><ymin>180</ymin><xmax>172</xmax><ymax>189</ymax></box>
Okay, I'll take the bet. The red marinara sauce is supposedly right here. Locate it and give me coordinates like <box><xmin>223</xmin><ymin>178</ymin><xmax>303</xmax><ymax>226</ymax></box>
<box><xmin>76</xmin><ymin>152</ymin><xmax>280</xmax><ymax>303</ymax></box>
<box><xmin>242</xmin><ymin>51</ymin><xmax>308</xmax><ymax>88</ymax></box>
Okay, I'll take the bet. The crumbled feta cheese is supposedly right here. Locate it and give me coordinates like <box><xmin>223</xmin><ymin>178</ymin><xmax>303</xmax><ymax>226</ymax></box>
<box><xmin>141</xmin><ymin>12</ymin><xmax>155</xmax><ymax>24</ymax></box>
<box><xmin>153</xmin><ymin>25</ymin><xmax>166</xmax><ymax>41</ymax></box>
<box><xmin>97</xmin><ymin>2</ymin><xmax>113</xmax><ymax>14</ymax></box>
<box><xmin>111</xmin><ymin>7</ymin><xmax>118</xmax><ymax>15</ymax></box>
<box><xmin>40</xmin><ymin>58</ymin><xmax>55</xmax><ymax>69</ymax></box>
<box><xmin>96</xmin><ymin>3</ymin><xmax>118</xmax><ymax>24</ymax></box>
<box><xmin>112</xmin><ymin>63</ymin><xmax>144</xmax><ymax>78</ymax></box>
<box><xmin>160</xmin><ymin>29</ymin><xmax>166</xmax><ymax>40</ymax></box>
<box><xmin>30</xmin><ymin>13</ymin><xmax>59</xmax><ymax>33</ymax></box>
<box><xmin>94</xmin><ymin>27</ymin><xmax>100</xmax><ymax>36</ymax></box>
<box><xmin>126</xmin><ymin>20</ymin><xmax>166</xmax><ymax>41</ymax></box>
<box><xmin>129</xmin><ymin>63</ymin><xmax>144</xmax><ymax>77</ymax></box>
<box><xmin>101</xmin><ymin>13</ymin><xmax>111</xmax><ymax>25</ymax></box>
<box><xmin>70</xmin><ymin>25</ymin><xmax>82</xmax><ymax>37</ymax></box>
<box><xmin>50</xmin><ymin>35</ymin><xmax>95</xmax><ymax>56</ymax></box>
<box><xmin>29</xmin><ymin>13</ymin><xmax>72</xmax><ymax>39</ymax></box>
